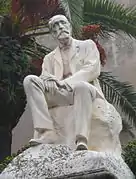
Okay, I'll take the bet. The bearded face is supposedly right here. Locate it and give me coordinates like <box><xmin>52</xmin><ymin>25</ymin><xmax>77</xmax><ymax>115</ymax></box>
<box><xmin>49</xmin><ymin>15</ymin><xmax>72</xmax><ymax>41</ymax></box>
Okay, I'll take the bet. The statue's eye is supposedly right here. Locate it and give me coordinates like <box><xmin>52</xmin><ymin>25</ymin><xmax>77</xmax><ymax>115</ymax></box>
<box><xmin>61</xmin><ymin>20</ymin><xmax>66</xmax><ymax>24</ymax></box>
<box><xmin>52</xmin><ymin>23</ymin><xmax>58</xmax><ymax>29</ymax></box>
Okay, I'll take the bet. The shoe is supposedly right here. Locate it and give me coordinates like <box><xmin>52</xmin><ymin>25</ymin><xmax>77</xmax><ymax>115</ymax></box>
<box><xmin>76</xmin><ymin>141</ymin><xmax>88</xmax><ymax>151</ymax></box>
<box><xmin>29</xmin><ymin>130</ymin><xmax>58</xmax><ymax>146</ymax></box>
<box><xmin>29</xmin><ymin>139</ymin><xmax>41</xmax><ymax>146</ymax></box>
<box><xmin>76</xmin><ymin>142</ymin><xmax>88</xmax><ymax>150</ymax></box>
<box><xmin>75</xmin><ymin>135</ymin><xmax>88</xmax><ymax>151</ymax></box>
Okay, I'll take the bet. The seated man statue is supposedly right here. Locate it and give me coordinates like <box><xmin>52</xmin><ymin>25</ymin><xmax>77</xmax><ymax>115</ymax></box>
<box><xmin>23</xmin><ymin>15</ymin><xmax>122</xmax><ymax>154</ymax></box>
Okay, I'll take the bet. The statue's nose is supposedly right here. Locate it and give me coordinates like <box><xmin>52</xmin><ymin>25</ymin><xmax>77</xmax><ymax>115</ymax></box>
<box><xmin>58</xmin><ymin>23</ymin><xmax>64</xmax><ymax>29</ymax></box>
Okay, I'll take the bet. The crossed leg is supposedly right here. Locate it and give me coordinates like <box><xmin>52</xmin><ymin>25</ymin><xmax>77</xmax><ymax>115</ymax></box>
<box><xmin>23</xmin><ymin>75</ymin><xmax>96</xmax><ymax>149</ymax></box>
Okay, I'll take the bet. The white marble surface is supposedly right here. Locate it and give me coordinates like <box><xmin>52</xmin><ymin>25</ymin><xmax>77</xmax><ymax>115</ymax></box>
<box><xmin>1</xmin><ymin>145</ymin><xmax>134</xmax><ymax>179</ymax></box>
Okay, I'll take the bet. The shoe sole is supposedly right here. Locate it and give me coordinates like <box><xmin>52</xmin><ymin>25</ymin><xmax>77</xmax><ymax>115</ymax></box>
<box><xmin>76</xmin><ymin>144</ymin><xmax>88</xmax><ymax>151</ymax></box>
<box><xmin>29</xmin><ymin>141</ymin><xmax>41</xmax><ymax>147</ymax></box>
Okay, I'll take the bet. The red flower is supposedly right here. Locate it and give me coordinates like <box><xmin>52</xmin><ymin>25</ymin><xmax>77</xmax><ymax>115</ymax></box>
<box><xmin>95</xmin><ymin>41</ymin><xmax>107</xmax><ymax>66</ymax></box>
<box><xmin>82</xmin><ymin>24</ymin><xmax>107</xmax><ymax>66</ymax></box>
<box><xmin>82</xmin><ymin>25</ymin><xmax>101</xmax><ymax>40</ymax></box>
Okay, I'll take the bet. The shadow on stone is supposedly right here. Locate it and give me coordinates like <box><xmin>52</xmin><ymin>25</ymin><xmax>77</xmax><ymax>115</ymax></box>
<box><xmin>53</xmin><ymin>169</ymin><xmax>118</xmax><ymax>179</ymax></box>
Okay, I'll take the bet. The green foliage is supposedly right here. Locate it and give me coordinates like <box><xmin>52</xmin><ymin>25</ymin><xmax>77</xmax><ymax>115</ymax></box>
<box><xmin>30</xmin><ymin>0</ymin><xmax>136</xmax><ymax>38</ymax></box>
<box><xmin>0</xmin><ymin>0</ymin><xmax>11</xmax><ymax>16</ymax></box>
<box><xmin>0</xmin><ymin>144</ymin><xmax>31</xmax><ymax>173</ymax></box>
<box><xmin>0</xmin><ymin>38</ymin><xmax>29</xmax><ymax>90</ymax></box>
<box><xmin>0</xmin><ymin>36</ymin><xmax>30</xmax><ymax>128</ymax></box>
<box><xmin>99</xmin><ymin>72</ymin><xmax>136</xmax><ymax>128</ymax></box>
<box><xmin>21</xmin><ymin>37</ymin><xmax>51</xmax><ymax>59</ymax></box>
<box><xmin>123</xmin><ymin>140</ymin><xmax>136</xmax><ymax>175</ymax></box>
<box><xmin>0</xmin><ymin>15</ymin><xmax>49</xmax><ymax>129</ymax></box>
<box><xmin>57</xmin><ymin>0</ymin><xmax>136</xmax><ymax>38</ymax></box>
<box><xmin>0</xmin><ymin>155</ymin><xmax>15</xmax><ymax>173</ymax></box>
<box><xmin>83</xmin><ymin>0</ymin><xmax>136</xmax><ymax>38</ymax></box>
<box><xmin>7</xmin><ymin>0</ymin><xmax>136</xmax><ymax>39</ymax></box>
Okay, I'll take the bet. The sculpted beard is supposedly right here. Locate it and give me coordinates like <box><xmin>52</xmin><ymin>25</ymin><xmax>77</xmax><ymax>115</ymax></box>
<box><xmin>58</xmin><ymin>30</ymin><xmax>70</xmax><ymax>40</ymax></box>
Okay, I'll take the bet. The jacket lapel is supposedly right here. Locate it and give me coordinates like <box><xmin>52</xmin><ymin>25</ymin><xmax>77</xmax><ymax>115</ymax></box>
<box><xmin>53</xmin><ymin>47</ymin><xmax>63</xmax><ymax>80</ymax></box>
<box><xmin>53</xmin><ymin>39</ymin><xmax>80</xmax><ymax>78</ymax></box>
<box><xmin>70</xmin><ymin>39</ymin><xmax>80</xmax><ymax>73</ymax></box>
<box><xmin>70</xmin><ymin>39</ymin><xmax>80</xmax><ymax>62</ymax></box>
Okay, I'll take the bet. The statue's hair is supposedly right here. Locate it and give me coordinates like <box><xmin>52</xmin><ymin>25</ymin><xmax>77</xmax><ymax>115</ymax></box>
<box><xmin>48</xmin><ymin>15</ymin><xmax>70</xmax><ymax>31</ymax></box>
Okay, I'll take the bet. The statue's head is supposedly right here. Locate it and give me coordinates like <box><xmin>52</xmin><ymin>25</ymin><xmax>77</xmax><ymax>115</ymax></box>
<box><xmin>48</xmin><ymin>15</ymin><xmax>72</xmax><ymax>41</ymax></box>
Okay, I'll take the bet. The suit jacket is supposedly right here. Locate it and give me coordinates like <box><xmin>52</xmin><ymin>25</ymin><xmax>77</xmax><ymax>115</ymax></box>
<box><xmin>40</xmin><ymin>38</ymin><xmax>104</xmax><ymax>98</ymax></box>
<box><xmin>39</xmin><ymin>38</ymin><xmax>122</xmax><ymax>154</ymax></box>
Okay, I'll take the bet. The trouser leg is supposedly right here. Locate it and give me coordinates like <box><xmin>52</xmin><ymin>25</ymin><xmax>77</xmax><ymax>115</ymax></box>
<box><xmin>23</xmin><ymin>75</ymin><xmax>54</xmax><ymax>130</ymax></box>
<box><xmin>23</xmin><ymin>75</ymin><xmax>74</xmax><ymax>144</ymax></box>
<box><xmin>23</xmin><ymin>76</ymin><xmax>96</xmax><ymax>146</ymax></box>
<box><xmin>73</xmin><ymin>82</ymin><xmax>96</xmax><ymax>143</ymax></box>
<box><xmin>23</xmin><ymin>75</ymin><xmax>73</xmax><ymax>133</ymax></box>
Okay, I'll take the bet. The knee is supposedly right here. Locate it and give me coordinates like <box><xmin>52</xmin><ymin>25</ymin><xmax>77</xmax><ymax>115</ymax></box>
<box><xmin>23</xmin><ymin>75</ymin><xmax>39</xmax><ymax>88</ymax></box>
<box><xmin>74</xmin><ymin>82</ymin><xmax>96</xmax><ymax>100</ymax></box>
<box><xmin>74</xmin><ymin>82</ymin><xmax>89</xmax><ymax>92</ymax></box>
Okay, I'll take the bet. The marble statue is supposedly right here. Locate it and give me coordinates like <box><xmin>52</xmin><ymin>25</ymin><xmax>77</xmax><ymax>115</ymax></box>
<box><xmin>23</xmin><ymin>15</ymin><xmax>122</xmax><ymax>154</ymax></box>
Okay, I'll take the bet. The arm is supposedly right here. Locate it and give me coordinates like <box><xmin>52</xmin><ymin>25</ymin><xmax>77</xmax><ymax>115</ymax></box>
<box><xmin>64</xmin><ymin>40</ymin><xmax>100</xmax><ymax>85</ymax></box>
<box><xmin>39</xmin><ymin>55</ymin><xmax>57</xmax><ymax>80</ymax></box>
<box><xmin>39</xmin><ymin>55</ymin><xmax>60</xmax><ymax>94</ymax></box>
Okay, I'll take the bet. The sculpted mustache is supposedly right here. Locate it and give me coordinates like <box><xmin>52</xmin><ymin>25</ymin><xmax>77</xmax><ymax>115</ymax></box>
<box><xmin>58</xmin><ymin>31</ymin><xmax>69</xmax><ymax>37</ymax></box>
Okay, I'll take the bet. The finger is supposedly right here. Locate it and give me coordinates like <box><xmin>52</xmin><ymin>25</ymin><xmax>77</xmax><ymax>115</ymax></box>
<box><xmin>46</xmin><ymin>81</ymin><xmax>49</xmax><ymax>92</ymax></box>
<box><xmin>53</xmin><ymin>82</ymin><xmax>59</xmax><ymax>95</ymax></box>
<box><xmin>51</xmin><ymin>81</ymin><xmax>55</xmax><ymax>95</ymax></box>
<box><xmin>48</xmin><ymin>81</ymin><xmax>52</xmax><ymax>94</ymax></box>
<box><xmin>54</xmin><ymin>82</ymin><xmax>59</xmax><ymax>91</ymax></box>
<box><xmin>65</xmin><ymin>82</ymin><xmax>73</xmax><ymax>91</ymax></box>
<box><xmin>51</xmin><ymin>82</ymin><xmax>54</xmax><ymax>95</ymax></box>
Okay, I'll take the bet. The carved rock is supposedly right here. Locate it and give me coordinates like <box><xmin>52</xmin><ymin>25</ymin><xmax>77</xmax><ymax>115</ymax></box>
<box><xmin>0</xmin><ymin>144</ymin><xmax>134</xmax><ymax>179</ymax></box>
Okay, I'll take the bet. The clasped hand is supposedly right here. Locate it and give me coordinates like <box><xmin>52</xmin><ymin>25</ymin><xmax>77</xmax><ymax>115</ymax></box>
<box><xmin>45</xmin><ymin>77</ymin><xmax>72</xmax><ymax>95</ymax></box>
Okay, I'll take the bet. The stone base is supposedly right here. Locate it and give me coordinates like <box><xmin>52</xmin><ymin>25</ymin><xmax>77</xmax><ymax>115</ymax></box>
<box><xmin>55</xmin><ymin>169</ymin><xmax>118</xmax><ymax>179</ymax></box>
<box><xmin>0</xmin><ymin>145</ymin><xmax>134</xmax><ymax>179</ymax></box>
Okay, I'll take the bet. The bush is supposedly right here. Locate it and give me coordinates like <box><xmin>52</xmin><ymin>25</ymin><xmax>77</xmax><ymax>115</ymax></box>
<box><xmin>0</xmin><ymin>155</ymin><xmax>15</xmax><ymax>173</ymax></box>
<box><xmin>0</xmin><ymin>144</ymin><xmax>30</xmax><ymax>173</ymax></box>
<box><xmin>123</xmin><ymin>140</ymin><xmax>136</xmax><ymax>175</ymax></box>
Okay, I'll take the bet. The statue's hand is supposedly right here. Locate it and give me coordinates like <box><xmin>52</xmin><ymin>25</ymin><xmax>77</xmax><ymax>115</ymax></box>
<box><xmin>46</xmin><ymin>78</ymin><xmax>73</xmax><ymax>93</ymax></box>
<box><xmin>57</xmin><ymin>80</ymin><xmax>73</xmax><ymax>92</ymax></box>
<box><xmin>56</xmin><ymin>80</ymin><xmax>67</xmax><ymax>89</ymax></box>
<box><xmin>46</xmin><ymin>80</ymin><xmax>59</xmax><ymax>95</ymax></box>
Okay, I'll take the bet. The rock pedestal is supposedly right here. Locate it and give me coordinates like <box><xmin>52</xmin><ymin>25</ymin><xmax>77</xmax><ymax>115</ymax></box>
<box><xmin>0</xmin><ymin>144</ymin><xmax>134</xmax><ymax>179</ymax></box>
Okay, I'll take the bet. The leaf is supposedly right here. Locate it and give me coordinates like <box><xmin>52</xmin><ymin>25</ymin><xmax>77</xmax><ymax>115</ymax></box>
<box><xmin>22</xmin><ymin>40</ymin><xmax>51</xmax><ymax>59</ymax></box>
<box><xmin>83</xmin><ymin>0</ymin><xmax>136</xmax><ymax>38</ymax></box>
<box><xmin>99</xmin><ymin>72</ymin><xmax>136</xmax><ymax>128</ymax></box>
<box><xmin>0</xmin><ymin>0</ymin><xmax>11</xmax><ymax>16</ymax></box>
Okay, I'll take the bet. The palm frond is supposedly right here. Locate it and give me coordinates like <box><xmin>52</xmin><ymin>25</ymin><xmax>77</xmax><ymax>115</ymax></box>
<box><xmin>59</xmin><ymin>0</ymin><xmax>83</xmax><ymax>37</ymax></box>
<box><xmin>99</xmin><ymin>72</ymin><xmax>136</xmax><ymax>127</ymax></box>
<box><xmin>83</xmin><ymin>0</ymin><xmax>136</xmax><ymax>38</ymax></box>
<box><xmin>21</xmin><ymin>38</ymin><xmax>51</xmax><ymax>59</ymax></box>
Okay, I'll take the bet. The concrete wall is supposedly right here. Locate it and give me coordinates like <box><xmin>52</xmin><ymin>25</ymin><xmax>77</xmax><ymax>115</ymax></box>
<box><xmin>11</xmin><ymin>0</ymin><xmax>136</xmax><ymax>153</ymax></box>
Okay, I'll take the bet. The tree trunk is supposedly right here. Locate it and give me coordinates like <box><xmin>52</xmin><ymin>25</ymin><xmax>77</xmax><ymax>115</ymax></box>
<box><xmin>0</xmin><ymin>126</ymin><xmax>12</xmax><ymax>162</ymax></box>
